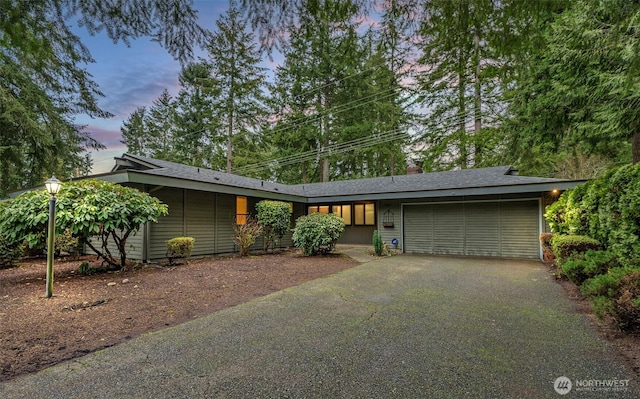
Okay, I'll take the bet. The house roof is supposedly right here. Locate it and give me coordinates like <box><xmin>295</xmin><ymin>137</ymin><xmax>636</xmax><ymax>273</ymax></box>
<box><xmin>107</xmin><ymin>153</ymin><xmax>581</xmax><ymax>202</ymax></box>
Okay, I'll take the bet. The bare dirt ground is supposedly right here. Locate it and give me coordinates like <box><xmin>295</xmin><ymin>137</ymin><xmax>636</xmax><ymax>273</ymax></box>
<box><xmin>1</xmin><ymin>254</ymin><xmax>638</xmax><ymax>383</ymax></box>
<box><xmin>0</xmin><ymin>251</ymin><xmax>358</xmax><ymax>382</ymax></box>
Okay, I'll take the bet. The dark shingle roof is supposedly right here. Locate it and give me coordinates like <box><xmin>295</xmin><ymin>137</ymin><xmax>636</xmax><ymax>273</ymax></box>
<box><xmin>292</xmin><ymin>166</ymin><xmax>566</xmax><ymax>198</ymax></box>
<box><xmin>115</xmin><ymin>154</ymin><xmax>573</xmax><ymax>200</ymax></box>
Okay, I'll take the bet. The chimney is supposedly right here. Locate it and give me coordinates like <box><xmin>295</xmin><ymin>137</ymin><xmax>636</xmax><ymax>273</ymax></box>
<box><xmin>407</xmin><ymin>164</ymin><xmax>423</xmax><ymax>175</ymax></box>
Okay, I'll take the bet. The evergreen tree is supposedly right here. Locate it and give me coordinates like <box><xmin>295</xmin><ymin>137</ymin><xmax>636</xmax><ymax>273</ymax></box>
<box><xmin>173</xmin><ymin>62</ymin><xmax>222</xmax><ymax>168</ymax></box>
<box><xmin>0</xmin><ymin>0</ymin><xmax>206</xmax><ymax>196</ymax></box>
<box><xmin>146</xmin><ymin>89</ymin><xmax>177</xmax><ymax>160</ymax></box>
<box><xmin>120</xmin><ymin>107</ymin><xmax>149</xmax><ymax>157</ymax></box>
<box><xmin>206</xmin><ymin>1</ymin><xmax>268</xmax><ymax>173</ymax></box>
<box><xmin>503</xmin><ymin>0</ymin><xmax>640</xmax><ymax>175</ymax></box>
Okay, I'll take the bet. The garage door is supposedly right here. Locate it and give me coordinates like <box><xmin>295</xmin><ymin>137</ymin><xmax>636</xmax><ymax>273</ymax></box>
<box><xmin>403</xmin><ymin>200</ymin><xmax>540</xmax><ymax>259</ymax></box>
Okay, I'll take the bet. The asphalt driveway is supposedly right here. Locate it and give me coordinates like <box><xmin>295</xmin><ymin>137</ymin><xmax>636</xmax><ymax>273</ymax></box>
<box><xmin>1</xmin><ymin>253</ymin><xmax>637</xmax><ymax>398</ymax></box>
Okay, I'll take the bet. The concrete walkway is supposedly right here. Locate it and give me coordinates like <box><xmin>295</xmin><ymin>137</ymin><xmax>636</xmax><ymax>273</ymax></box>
<box><xmin>1</xmin><ymin>255</ymin><xmax>637</xmax><ymax>398</ymax></box>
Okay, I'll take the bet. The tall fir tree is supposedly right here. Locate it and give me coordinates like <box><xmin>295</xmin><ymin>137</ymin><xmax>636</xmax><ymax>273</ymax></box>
<box><xmin>0</xmin><ymin>0</ymin><xmax>206</xmax><ymax>195</ymax></box>
<box><xmin>120</xmin><ymin>107</ymin><xmax>149</xmax><ymax>157</ymax></box>
<box><xmin>206</xmin><ymin>1</ymin><xmax>268</xmax><ymax>173</ymax></box>
<box><xmin>502</xmin><ymin>0</ymin><xmax>640</xmax><ymax>176</ymax></box>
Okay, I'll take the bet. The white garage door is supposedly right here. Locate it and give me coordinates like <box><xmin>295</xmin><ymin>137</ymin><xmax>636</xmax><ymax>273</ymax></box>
<box><xmin>403</xmin><ymin>200</ymin><xmax>540</xmax><ymax>259</ymax></box>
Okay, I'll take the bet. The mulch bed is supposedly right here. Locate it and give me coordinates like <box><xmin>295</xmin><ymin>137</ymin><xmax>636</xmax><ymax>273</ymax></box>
<box><xmin>0</xmin><ymin>251</ymin><xmax>359</xmax><ymax>382</ymax></box>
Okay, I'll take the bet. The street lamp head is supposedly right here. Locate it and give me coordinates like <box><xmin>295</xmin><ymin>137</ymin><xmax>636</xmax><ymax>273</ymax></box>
<box><xmin>44</xmin><ymin>176</ymin><xmax>62</xmax><ymax>196</ymax></box>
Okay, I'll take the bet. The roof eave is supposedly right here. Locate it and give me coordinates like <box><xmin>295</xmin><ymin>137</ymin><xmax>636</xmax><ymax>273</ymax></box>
<box><xmin>305</xmin><ymin>180</ymin><xmax>584</xmax><ymax>203</ymax></box>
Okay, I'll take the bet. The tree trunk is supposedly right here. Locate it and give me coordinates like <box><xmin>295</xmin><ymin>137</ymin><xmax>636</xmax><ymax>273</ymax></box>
<box><xmin>473</xmin><ymin>30</ymin><xmax>482</xmax><ymax>166</ymax></box>
<box><xmin>633</xmin><ymin>130</ymin><xmax>640</xmax><ymax>164</ymax></box>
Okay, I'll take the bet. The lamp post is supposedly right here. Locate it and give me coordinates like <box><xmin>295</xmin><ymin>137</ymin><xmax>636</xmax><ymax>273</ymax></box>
<box><xmin>44</xmin><ymin>176</ymin><xmax>62</xmax><ymax>298</ymax></box>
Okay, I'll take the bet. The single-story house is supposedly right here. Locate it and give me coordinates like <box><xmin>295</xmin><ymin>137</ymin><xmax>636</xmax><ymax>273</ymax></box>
<box><xmin>91</xmin><ymin>153</ymin><xmax>582</xmax><ymax>261</ymax></box>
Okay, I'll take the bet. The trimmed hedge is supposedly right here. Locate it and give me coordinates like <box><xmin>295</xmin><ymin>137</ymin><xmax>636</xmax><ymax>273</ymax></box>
<box><xmin>545</xmin><ymin>163</ymin><xmax>640</xmax><ymax>265</ymax></box>
<box><xmin>166</xmin><ymin>237</ymin><xmax>195</xmax><ymax>265</ymax></box>
<box><xmin>292</xmin><ymin>212</ymin><xmax>345</xmax><ymax>256</ymax></box>
<box><xmin>561</xmin><ymin>250</ymin><xmax>620</xmax><ymax>285</ymax></box>
<box><xmin>550</xmin><ymin>234</ymin><xmax>600</xmax><ymax>265</ymax></box>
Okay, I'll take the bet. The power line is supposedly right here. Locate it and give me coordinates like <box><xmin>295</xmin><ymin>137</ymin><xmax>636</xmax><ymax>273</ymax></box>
<box><xmin>233</xmin><ymin>109</ymin><xmax>486</xmax><ymax>174</ymax></box>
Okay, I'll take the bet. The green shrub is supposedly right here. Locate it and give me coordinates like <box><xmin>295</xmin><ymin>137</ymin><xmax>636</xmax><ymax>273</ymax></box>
<box><xmin>233</xmin><ymin>216</ymin><xmax>262</xmax><ymax>257</ymax></box>
<box><xmin>55</xmin><ymin>228</ymin><xmax>79</xmax><ymax>257</ymax></box>
<box><xmin>77</xmin><ymin>262</ymin><xmax>97</xmax><ymax>275</ymax></box>
<box><xmin>166</xmin><ymin>237</ymin><xmax>195</xmax><ymax>265</ymax></box>
<box><xmin>561</xmin><ymin>250</ymin><xmax>620</xmax><ymax>285</ymax></box>
<box><xmin>545</xmin><ymin>195</ymin><xmax>569</xmax><ymax>235</ymax></box>
<box><xmin>544</xmin><ymin>163</ymin><xmax>640</xmax><ymax>266</ymax></box>
<box><xmin>0</xmin><ymin>234</ymin><xmax>23</xmax><ymax>269</ymax></box>
<box><xmin>612</xmin><ymin>271</ymin><xmax>640</xmax><ymax>331</ymax></box>
<box><xmin>373</xmin><ymin>230</ymin><xmax>383</xmax><ymax>256</ymax></box>
<box><xmin>292</xmin><ymin>212</ymin><xmax>345</xmax><ymax>256</ymax></box>
<box><xmin>550</xmin><ymin>235</ymin><xmax>601</xmax><ymax>265</ymax></box>
<box><xmin>580</xmin><ymin>266</ymin><xmax>639</xmax><ymax>299</ymax></box>
<box><xmin>591</xmin><ymin>295</ymin><xmax>614</xmax><ymax>319</ymax></box>
<box><xmin>256</xmin><ymin>200</ymin><xmax>292</xmax><ymax>252</ymax></box>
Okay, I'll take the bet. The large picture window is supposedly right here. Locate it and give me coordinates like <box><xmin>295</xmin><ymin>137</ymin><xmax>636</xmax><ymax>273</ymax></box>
<box><xmin>308</xmin><ymin>203</ymin><xmax>374</xmax><ymax>226</ymax></box>
<box><xmin>332</xmin><ymin>204</ymin><xmax>352</xmax><ymax>225</ymax></box>
<box><xmin>236</xmin><ymin>196</ymin><xmax>248</xmax><ymax>225</ymax></box>
<box><xmin>354</xmin><ymin>203</ymin><xmax>375</xmax><ymax>226</ymax></box>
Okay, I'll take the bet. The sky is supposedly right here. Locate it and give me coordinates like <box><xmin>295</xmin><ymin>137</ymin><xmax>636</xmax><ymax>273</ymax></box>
<box><xmin>75</xmin><ymin>1</ymin><xmax>230</xmax><ymax>174</ymax></box>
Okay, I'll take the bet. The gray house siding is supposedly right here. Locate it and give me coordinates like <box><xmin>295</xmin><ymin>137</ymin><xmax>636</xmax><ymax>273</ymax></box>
<box><xmin>215</xmin><ymin>193</ymin><xmax>236</xmax><ymax>254</ymax></box>
<box><xmin>149</xmin><ymin>187</ymin><xmax>185</xmax><ymax>259</ymax></box>
<box><xmin>378</xmin><ymin>200</ymin><xmax>402</xmax><ymax>251</ymax></box>
<box><xmin>185</xmin><ymin>190</ymin><xmax>216</xmax><ymax>256</ymax></box>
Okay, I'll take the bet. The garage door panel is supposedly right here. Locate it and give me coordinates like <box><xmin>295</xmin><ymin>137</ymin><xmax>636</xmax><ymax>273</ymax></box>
<box><xmin>404</xmin><ymin>205</ymin><xmax>433</xmax><ymax>253</ymax></box>
<box><xmin>465</xmin><ymin>203</ymin><xmax>500</xmax><ymax>257</ymax></box>
<box><xmin>433</xmin><ymin>204</ymin><xmax>464</xmax><ymax>255</ymax></box>
<box><xmin>500</xmin><ymin>201</ymin><xmax>539</xmax><ymax>258</ymax></box>
<box><xmin>403</xmin><ymin>200</ymin><xmax>540</xmax><ymax>259</ymax></box>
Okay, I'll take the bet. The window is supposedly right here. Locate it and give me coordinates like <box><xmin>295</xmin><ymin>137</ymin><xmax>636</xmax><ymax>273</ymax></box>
<box><xmin>236</xmin><ymin>196</ymin><xmax>248</xmax><ymax>225</ymax></box>
<box><xmin>308</xmin><ymin>205</ymin><xmax>329</xmax><ymax>214</ymax></box>
<box><xmin>354</xmin><ymin>203</ymin><xmax>375</xmax><ymax>226</ymax></box>
<box><xmin>332</xmin><ymin>204</ymin><xmax>352</xmax><ymax>225</ymax></box>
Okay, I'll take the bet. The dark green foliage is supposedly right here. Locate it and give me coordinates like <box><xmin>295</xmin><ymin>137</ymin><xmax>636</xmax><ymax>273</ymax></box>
<box><xmin>373</xmin><ymin>230</ymin><xmax>383</xmax><ymax>256</ymax></box>
<box><xmin>550</xmin><ymin>235</ymin><xmax>600</xmax><ymax>265</ymax></box>
<box><xmin>77</xmin><ymin>261</ymin><xmax>97</xmax><ymax>275</ymax></box>
<box><xmin>255</xmin><ymin>200</ymin><xmax>292</xmax><ymax>252</ymax></box>
<box><xmin>166</xmin><ymin>237</ymin><xmax>195</xmax><ymax>265</ymax></box>
<box><xmin>561</xmin><ymin>250</ymin><xmax>620</xmax><ymax>285</ymax></box>
<box><xmin>0</xmin><ymin>0</ymin><xmax>206</xmax><ymax>196</ymax></box>
<box><xmin>546</xmin><ymin>163</ymin><xmax>640</xmax><ymax>266</ymax></box>
<box><xmin>612</xmin><ymin>271</ymin><xmax>640</xmax><ymax>332</ymax></box>
<box><xmin>503</xmin><ymin>0</ymin><xmax>640</xmax><ymax>174</ymax></box>
<box><xmin>580</xmin><ymin>267</ymin><xmax>639</xmax><ymax>299</ymax></box>
<box><xmin>0</xmin><ymin>233</ymin><xmax>23</xmax><ymax>269</ymax></box>
<box><xmin>0</xmin><ymin>180</ymin><xmax>168</xmax><ymax>269</ymax></box>
<box><xmin>292</xmin><ymin>213</ymin><xmax>345</xmax><ymax>256</ymax></box>
<box><xmin>581</xmin><ymin>266</ymin><xmax>640</xmax><ymax>320</ymax></box>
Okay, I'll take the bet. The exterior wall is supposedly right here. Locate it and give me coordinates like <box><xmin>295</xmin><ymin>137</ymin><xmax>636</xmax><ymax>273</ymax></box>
<box><xmin>185</xmin><ymin>190</ymin><xmax>216</xmax><ymax>256</ymax></box>
<box><xmin>215</xmin><ymin>193</ymin><xmax>236</xmax><ymax>254</ymax></box>
<box><xmin>338</xmin><ymin>226</ymin><xmax>375</xmax><ymax>244</ymax></box>
<box><xmin>149</xmin><ymin>187</ymin><xmax>185</xmax><ymax>259</ymax></box>
<box><xmin>378</xmin><ymin>200</ymin><xmax>402</xmax><ymax>251</ymax></box>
